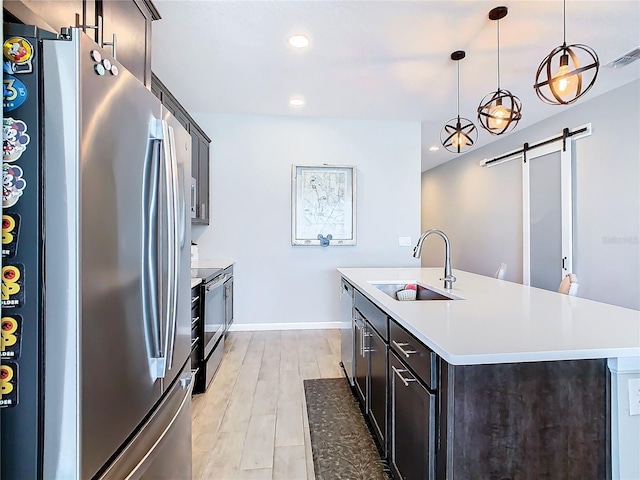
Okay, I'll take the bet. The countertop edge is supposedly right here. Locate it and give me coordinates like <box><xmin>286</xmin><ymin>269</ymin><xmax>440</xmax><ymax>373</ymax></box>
<box><xmin>192</xmin><ymin>259</ymin><xmax>235</xmax><ymax>270</ymax></box>
<box><xmin>338</xmin><ymin>267</ymin><xmax>640</xmax><ymax>366</ymax></box>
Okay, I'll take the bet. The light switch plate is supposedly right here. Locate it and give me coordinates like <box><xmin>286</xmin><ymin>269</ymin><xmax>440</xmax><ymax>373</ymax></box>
<box><xmin>628</xmin><ymin>378</ymin><xmax>640</xmax><ymax>416</ymax></box>
<box><xmin>398</xmin><ymin>237</ymin><xmax>412</xmax><ymax>247</ymax></box>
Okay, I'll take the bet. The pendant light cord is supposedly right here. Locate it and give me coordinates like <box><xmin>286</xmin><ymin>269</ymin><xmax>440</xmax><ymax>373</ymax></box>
<box><xmin>563</xmin><ymin>0</ymin><xmax>567</xmax><ymax>46</ymax></box>
<box><xmin>456</xmin><ymin>60</ymin><xmax>460</xmax><ymax>117</ymax></box>
<box><xmin>496</xmin><ymin>18</ymin><xmax>501</xmax><ymax>90</ymax></box>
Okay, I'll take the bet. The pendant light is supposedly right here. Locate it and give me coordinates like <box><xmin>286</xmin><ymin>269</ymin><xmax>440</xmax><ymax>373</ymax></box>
<box><xmin>533</xmin><ymin>0</ymin><xmax>599</xmax><ymax>105</ymax></box>
<box><xmin>441</xmin><ymin>51</ymin><xmax>477</xmax><ymax>153</ymax></box>
<box><xmin>477</xmin><ymin>6</ymin><xmax>522</xmax><ymax>135</ymax></box>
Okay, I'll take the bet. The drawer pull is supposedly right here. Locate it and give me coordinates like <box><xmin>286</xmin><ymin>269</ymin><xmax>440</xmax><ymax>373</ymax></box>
<box><xmin>392</xmin><ymin>340</ymin><xmax>417</xmax><ymax>358</ymax></box>
<box><xmin>191</xmin><ymin>296</ymin><xmax>199</xmax><ymax>304</ymax></box>
<box><xmin>191</xmin><ymin>316</ymin><xmax>200</xmax><ymax>327</ymax></box>
<box><xmin>191</xmin><ymin>337</ymin><xmax>199</xmax><ymax>350</ymax></box>
<box><xmin>392</xmin><ymin>366</ymin><xmax>417</xmax><ymax>387</ymax></box>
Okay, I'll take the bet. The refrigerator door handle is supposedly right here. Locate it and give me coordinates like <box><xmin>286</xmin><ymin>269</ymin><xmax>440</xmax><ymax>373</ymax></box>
<box><xmin>164</xmin><ymin>123</ymin><xmax>180</xmax><ymax>373</ymax></box>
<box><xmin>147</xmin><ymin>118</ymin><xmax>175</xmax><ymax>380</ymax></box>
<box><xmin>176</xmin><ymin>145</ymin><xmax>187</xmax><ymax>250</ymax></box>
<box><xmin>145</xmin><ymin>124</ymin><xmax>165</xmax><ymax>380</ymax></box>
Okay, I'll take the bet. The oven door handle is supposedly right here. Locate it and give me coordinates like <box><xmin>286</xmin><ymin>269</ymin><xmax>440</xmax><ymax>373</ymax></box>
<box><xmin>205</xmin><ymin>274</ymin><xmax>228</xmax><ymax>292</ymax></box>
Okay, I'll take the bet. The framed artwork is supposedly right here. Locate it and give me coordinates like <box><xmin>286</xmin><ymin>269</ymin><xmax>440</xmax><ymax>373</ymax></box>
<box><xmin>291</xmin><ymin>165</ymin><xmax>356</xmax><ymax>246</ymax></box>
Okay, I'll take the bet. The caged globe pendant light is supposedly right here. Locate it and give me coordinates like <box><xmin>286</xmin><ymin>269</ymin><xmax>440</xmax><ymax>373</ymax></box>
<box><xmin>533</xmin><ymin>0</ymin><xmax>599</xmax><ymax>105</ymax></box>
<box><xmin>441</xmin><ymin>50</ymin><xmax>478</xmax><ymax>153</ymax></box>
<box><xmin>477</xmin><ymin>6</ymin><xmax>522</xmax><ymax>136</ymax></box>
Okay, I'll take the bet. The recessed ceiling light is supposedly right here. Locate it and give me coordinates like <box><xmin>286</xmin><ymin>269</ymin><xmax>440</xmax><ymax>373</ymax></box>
<box><xmin>429</xmin><ymin>145</ymin><xmax>440</xmax><ymax>152</ymax></box>
<box><xmin>289</xmin><ymin>97</ymin><xmax>305</xmax><ymax>107</ymax></box>
<box><xmin>288</xmin><ymin>35</ymin><xmax>309</xmax><ymax>48</ymax></box>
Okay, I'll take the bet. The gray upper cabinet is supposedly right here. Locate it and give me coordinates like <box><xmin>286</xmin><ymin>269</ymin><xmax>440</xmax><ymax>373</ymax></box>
<box><xmin>3</xmin><ymin>0</ymin><xmax>160</xmax><ymax>88</ymax></box>
<box><xmin>151</xmin><ymin>73</ymin><xmax>211</xmax><ymax>225</ymax></box>
<box><xmin>99</xmin><ymin>0</ymin><xmax>160</xmax><ymax>88</ymax></box>
<box><xmin>192</xmin><ymin>126</ymin><xmax>211</xmax><ymax>225</ymax></box>
<box><xmin>4</xmin><ymin>0</ymin><xmax>94</xmax><ymax>34</ymax></box>
<box><xmin>5</xmin><ymin>0</ymin><xmax>210</xmax><ymax>225</ymax></box>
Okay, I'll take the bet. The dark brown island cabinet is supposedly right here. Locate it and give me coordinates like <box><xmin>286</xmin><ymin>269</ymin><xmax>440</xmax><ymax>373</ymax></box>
<box><xmin>3</xmin><ymin>0</ymin><xmax>212</xmax><ymax>227</ymax></box>
<box><xmin>343</xmin><ymin>278</ymin><xmax>609</xmax><ymax>480</ymax></box>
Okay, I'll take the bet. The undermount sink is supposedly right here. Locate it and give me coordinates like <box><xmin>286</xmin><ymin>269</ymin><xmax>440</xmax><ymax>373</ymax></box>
<box><xmin>369</xmin><ymin>281</ymin><xmax>461</xmax><ymax>301</ymax></box>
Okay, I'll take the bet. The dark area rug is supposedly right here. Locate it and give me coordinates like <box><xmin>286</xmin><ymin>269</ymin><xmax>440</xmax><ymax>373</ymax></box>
<box><xmin>304</xmin><ymin>377</ymin><xmax>391</xmax><ymax>480</ymax></box>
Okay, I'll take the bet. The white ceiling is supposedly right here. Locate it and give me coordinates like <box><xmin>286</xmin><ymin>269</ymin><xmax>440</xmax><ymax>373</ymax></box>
<box><xmin>151</xmin><ymin>0</ymin><xmax>640</xmax><ymax>171</ymax></box>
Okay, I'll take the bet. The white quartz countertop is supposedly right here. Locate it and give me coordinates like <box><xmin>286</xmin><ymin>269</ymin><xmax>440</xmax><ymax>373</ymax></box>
<box><xmin>191</xmin><ymin>278</ymin><xmax>202</xmax><ymax>289</ymax></box>
<box><xmin>338</xmin><ymin>267</ymin><xmax>640</xmax><ymax>366</ymax></box>
<box><xmin>192</xmin><ymin>259</ymin><xmax>235</xmax><ymax>270</ymax></box>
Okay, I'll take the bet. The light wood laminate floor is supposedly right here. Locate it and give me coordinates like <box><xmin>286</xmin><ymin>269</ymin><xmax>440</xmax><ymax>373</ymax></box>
<box><xmin>191</xmin><ymin>329</ymin><xmax>343</xmax><ymax>480</ymax></box>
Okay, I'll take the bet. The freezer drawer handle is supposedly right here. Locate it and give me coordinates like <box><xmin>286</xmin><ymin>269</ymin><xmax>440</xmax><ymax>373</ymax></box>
<box><xmin>392</xmin><ymin>366</ymin><xmax>417</xmax><ymax>387</ymax></box>
<box><xmin>117</xmin><ymin>373</ymin><xmax>194</xmax><ymax>480</ymax></box>
<box><xmin>392</xmin><ymin>340</ymin><xmax>417</xmax><ymax>358</ymax></box>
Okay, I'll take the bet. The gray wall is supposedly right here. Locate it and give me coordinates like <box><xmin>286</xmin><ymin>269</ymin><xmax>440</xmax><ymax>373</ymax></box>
<box><xmin>193</xmin><ymin>114</ymin><xmax>422</xmax><ymax>328</ymax></box>
<box><xmin>421</xmin><ymin>79</ymin><xmax>640</xmax><ymax>310</ymax></box>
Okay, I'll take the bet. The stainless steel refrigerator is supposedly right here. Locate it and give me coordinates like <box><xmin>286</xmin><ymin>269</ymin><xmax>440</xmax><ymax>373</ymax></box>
<box><xmin>1</xmin><ymin>24</ymin><xmax>193</xmax><ymax>479</ymax></box>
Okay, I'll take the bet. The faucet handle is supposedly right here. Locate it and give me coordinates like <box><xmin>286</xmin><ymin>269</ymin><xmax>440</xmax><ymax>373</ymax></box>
<box><xmin>440</xmin><ymin>275</ymin><xmax>457</xmax><ymax>283</ymax></box>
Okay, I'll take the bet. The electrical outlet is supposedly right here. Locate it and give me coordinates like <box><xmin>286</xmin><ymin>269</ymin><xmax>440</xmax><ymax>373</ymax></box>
<box><xmin>628</xmin><ymin>378</ymin><xmax>640</xmax><ymax>416</ymax></box>
<box><xmin>398</xmin><ymin>237</ymin><xmax>412</xmax><ymax>247</ymax></box>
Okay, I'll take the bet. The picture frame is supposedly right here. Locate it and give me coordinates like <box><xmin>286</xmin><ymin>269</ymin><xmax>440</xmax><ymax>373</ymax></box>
<box><xmin>291</xmin><ymin>165</ymin><xmax>356</xmax><ymax>246</ymax></box>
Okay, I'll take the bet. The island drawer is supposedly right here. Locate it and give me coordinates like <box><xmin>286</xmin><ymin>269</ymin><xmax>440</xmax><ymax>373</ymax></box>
<box><xmin>389</xmin><ymin>319</ymin><xmax>436</xmax><ymax>390</ymax></box>
<box><xmin>354</xmin><ymin>290</ymin><xmax>388</xmax><ymax>340</ymax></box>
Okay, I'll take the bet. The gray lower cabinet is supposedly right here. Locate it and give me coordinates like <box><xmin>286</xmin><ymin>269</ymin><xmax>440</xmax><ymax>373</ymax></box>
<box><xmin>368</xmin><ymin>324</ymin><xmax>387</xmax><ymax>455</ymax></box>
<box><xmin>353</xmin><ymin>311</ymin><xmax>368</xmax><ymax>410</ymax></box>
<box><xmin>389</xmin><ymin>351</ymin><xmax>435</xmax><ymax>480</ymax></box>
<box><xmin>223</xmin><ymin>266</ymin><xmax>234</xmax><ymax>334</ymax></box>
<box><xmin>353</xmin><ymin>290</ymin><xmax>389</xmax><ymax>457</ymax></box>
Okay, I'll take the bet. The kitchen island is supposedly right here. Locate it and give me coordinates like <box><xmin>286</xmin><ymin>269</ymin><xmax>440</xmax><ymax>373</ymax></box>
<box><xmin>338</xmin><ymin>267</ymin><xmax>640</xmax><ymax>480</ymax></box>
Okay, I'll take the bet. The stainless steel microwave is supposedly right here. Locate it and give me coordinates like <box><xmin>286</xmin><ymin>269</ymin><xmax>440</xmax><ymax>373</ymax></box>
<box><xmin>190</xmin><ymin>177</ymin><xmax>197</xmax><ymax>218</ymax></box>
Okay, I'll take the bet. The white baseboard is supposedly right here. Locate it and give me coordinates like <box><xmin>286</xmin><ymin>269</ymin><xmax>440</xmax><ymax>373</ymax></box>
<box><xmin>228</xmin><ymin>321</ymin><xmax>341</xmax><ymax>332</ymax></box>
